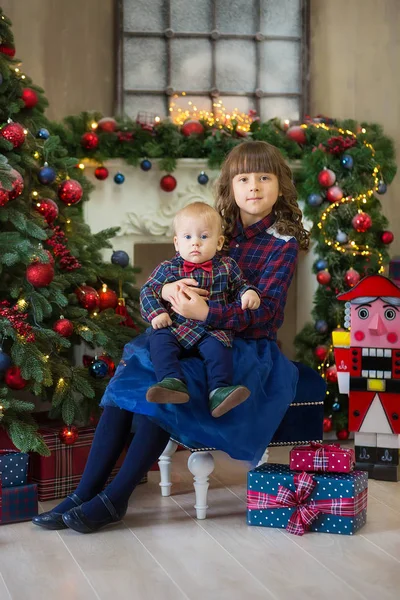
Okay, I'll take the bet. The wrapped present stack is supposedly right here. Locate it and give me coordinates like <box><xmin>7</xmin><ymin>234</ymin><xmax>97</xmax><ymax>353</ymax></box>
<box><xmin>247</xmin><ymin>442</ymin><xmax>367</xmax><ymax>536</ymax></box>
<box><xmin>0</xmin><ymin>449</ymin><xmax>38</xmax><ymax>524</ymax></box>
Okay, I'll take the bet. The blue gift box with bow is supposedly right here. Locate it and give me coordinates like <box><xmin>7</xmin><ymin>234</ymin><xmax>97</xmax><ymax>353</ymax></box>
<box><xmin>247</xmin><ymin>463</ymin><xmax>368</xmax><ymax>536</ymax></box>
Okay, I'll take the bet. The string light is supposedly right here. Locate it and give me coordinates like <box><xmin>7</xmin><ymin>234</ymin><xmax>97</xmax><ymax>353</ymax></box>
<box><xmin>33</xmin><ymin>151</ymin><xmax>40</xmax><ymax>159</ymax></box>
<box><xmin>169</xmin><ymin>94</ymin><xmax>254</xmax><ymax>132</ymax></box>
<box><xmin>78</xmin><ymin>163</ymin><xmax>85</xmax><ymax>170</ymax></box>
<box><xmin>91</xmin><ymin>122</ymin><xmax>98</xmax><ymax>130</ymax></box>
<box><xmin>17</xmin><ymin>298</ymin><xmax>28</xmax><ymax>310</ymax></box>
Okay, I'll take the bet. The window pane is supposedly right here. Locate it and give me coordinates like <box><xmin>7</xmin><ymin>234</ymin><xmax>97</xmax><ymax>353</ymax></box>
<box><xmin>171</xmin><ymin>39</ymin><xmax>212</xmax><ymax>91</ymax></box>
<box><xmin>259</xmin><ymin>41</ymin><xmax>300</xmax><ymax>93</ymax></box>
<box><xmin>260</xmin><ymin>97</ymin><xmax>300</xmax><ymax>121</ymax></box>
<box><xmin>171</xmin><ymin>0</ymin><xmax>212</xmax><ymax>32</ymax></box>
<box><xmin>123</xmin><ymin>0</ymin><xmax>167</xmax><ymax>32</ymax></box>
<box><xmin>216</xmin><ymin>0</ymin><xmax>257</xmax><ymax>34</ymax></box>
<box><xmin>261</xmin><ymin>0</ymin><xmax>301</xmax><ymax>37</ymax></box>
<box><xmin>216</xmin><ymin>41</ymin><xmax>256</xmax><ymax>92</ymax></box>
<box><xmin>124</xmin><ymin>38</ymin><xmax>167</xmax><ymax>90</ymax></box>
<box><xmin>124</xmin><ymin>94</ymin><xmax>167</xmax><ymax>120</ymax></box>
<box><xmin>220</xmin><ymin>96</ymin><xmax>255</xmax><ymax>117</ymax></box>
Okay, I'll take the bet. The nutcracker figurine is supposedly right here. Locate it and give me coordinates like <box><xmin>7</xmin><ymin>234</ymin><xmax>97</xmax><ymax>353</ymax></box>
<box><xmin>333</xmin><ymin>274</ymin><xmax>400</xmax><ymax>481</ymax></box>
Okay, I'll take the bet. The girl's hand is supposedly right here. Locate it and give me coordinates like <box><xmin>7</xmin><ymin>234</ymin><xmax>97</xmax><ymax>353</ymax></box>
<box><xmin>241</xmin><ymin>290</ymin><xmax>261</xmax><ymax>310</ymax></box>
<box><xmin>169</xmin><ymin>285</ymin><xmax>209</xmax><ymax>321</ymax></box>
<box><xmin>162</xmin><ymin>279</ymin><xmax>209</xmax><ymax>303</ymax></box>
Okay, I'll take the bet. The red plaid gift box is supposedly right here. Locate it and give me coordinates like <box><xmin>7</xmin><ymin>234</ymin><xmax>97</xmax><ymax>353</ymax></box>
<box><xmin>29</xmin><ymin>424</ymin><xmax>147</xmax><ymax>501</ymax></box>
<box><xmin>0</xmin><ymin>483</ymin><xmax>38</xmax><ymax>524</ymax></box>
<box><xmin>290</xmin><ymin>442</ymin><xmax>355</xmax><ymax>473</ymax></box>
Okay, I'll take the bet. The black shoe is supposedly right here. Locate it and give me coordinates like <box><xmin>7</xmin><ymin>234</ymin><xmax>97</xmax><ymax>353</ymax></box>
<box><xmin>32</xmin><ymin>493</ymin><xmax>83</xmax><ymax>530</ymax></box>
<box><xmin>62</xmin><ymin>491</ymin><xmax>127</xmax><ymax>534</ymax></box>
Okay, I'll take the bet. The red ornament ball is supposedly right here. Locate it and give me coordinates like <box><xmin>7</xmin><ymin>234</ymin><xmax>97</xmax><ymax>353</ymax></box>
<box><xmin>318</xmin><ymin>168</ymin><xmax>336</xmax><ymax>187</ymax></box>
<box><xmin>97</xmin><ymin>117</ymin><xmax>117</xmax><ymax>133</ymax></box>
<box><xmin>94</xmin><ymin>166</ymin><xmax>109</xmax><ymax>180</ymax></box>
<box><xmin>26</xmin><ymin>262</ymin><xmax>54</xmax><ymax>287</ymax></box>
<box><xmin>326</xmin><ymin>364</ymin><xmax>338</xmax><ymax>383</ymax></box>
<box><xmin>98</xmin><ymin>286</ymin><xmax>118</xmax><ymax>311</ymax></box>
<box><xmin>5</xmin><ymin>366</ymin><xmax>28</xmax><ymax>390</ymax></box>
<box><xmin>76</xmin><ymin>285</ymin><xmax>100</xmax><ymax>311</ymax></box>
<box><xmin>58</xmin><ymin>179</ymin><xmax>83</xmax><ymax>206</ymax></box>
<box><xmin>317</xmin><ymin>270</ymin><xmax>331</xmax><ymax>285</ymax></box>
<box><xmin>98</xmin><ymin>354</ymin><xmax>116</xmax><ymax>376</ymax></box>
<box><xmin>344</xmin><ymin>268</ymin><xmax>361</xmax><ymax>288</ymax></box>
<box><xmin>326</xmin><ymin>185</ymin><xmax>344</xmax><ymax>203</ymax></box>
<box><xmin>352</xmin><ymin>212</ymin><xmax>372</xmax><ymax>232</ymax></box>
<box><xmin>0</xmin><ymin>122</ymin><xmax>26</xmax><ymax>148</ymax></box>
<box><xmin>58</xmin><ymin>426</ymin><xmax>79</xmax><ymax>445</ymax></box>
<box><xmin>0</xmin><ymin>44</ymin><xmax>16</xmax><ymax>57</ymax></box>
<box><xmin>8</xmin><ymin>169</ymin><xmax>24</xmax><ymax>200</ymax></box>
<box><xmin>314</xmin><ymin>345</ymin><xmax>329</xmax><ymax>362</ymax></box>
<box><xmin>34</xmin><ymin>198</ymin><xmax>59</xmax><ymax>224</ymax></box>
<box><xmin>336</xmin><ymin>429</ymin><xmax>350</xmax><ymax>441</ymax></box>
<box><xmin>181</xmin><ymin>120</ymin><xmax>205</xmax><ymax>137</ymax></box>
<box><xmin>160</xmin><ymin>174</ymin><xmax>177</xmax><ymax>192</ymax></box>
<box><xmin>286</xmin><ymin>125</ymin><xmax>306</xmax><ymax>144</ymax></box>
<box><xmin>381</xmin><ymin>230</ymin><xmax>394</xmax><ymax>245</ymax></box>
<box><xmin>53</xmin><ymin>317</ymin><xmax>74</xmax><ymax>337</ymax></box>
<box><xmin>21</xmin><ymin>88</ymin><xmax>38</xmax><ymax>109</ymax></box>
<box><xmin>81</xmin><ymin>131</ymin><xmax>99</xmax><ymax>151</ymax></box>
<box><xmin>323</xmin><ymin>417</ymin><xmax>333</xmax><ymax>433</ymax></box>
<box><xmin>0</xmin><ymin>184</ymin><xmax>9</xmax><ymax>207</ymax></box>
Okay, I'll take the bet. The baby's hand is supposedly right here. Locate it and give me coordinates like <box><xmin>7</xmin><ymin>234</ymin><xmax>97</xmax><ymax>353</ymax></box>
<box><xmin>151</xmin><ymin>313</ymin><xmax>173</xmax><ymax>329</ymax></box>
<box><xmin>241</xmin><ymin>290</ymin><xmax>261</xmax><ymax>311</ymax></box>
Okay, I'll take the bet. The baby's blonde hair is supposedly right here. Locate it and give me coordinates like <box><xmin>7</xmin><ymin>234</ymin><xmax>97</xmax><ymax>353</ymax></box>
<box><xmin>173</xmin><ymin>201</ymin><xmax>223</xmax><ymax>234</ymax></box>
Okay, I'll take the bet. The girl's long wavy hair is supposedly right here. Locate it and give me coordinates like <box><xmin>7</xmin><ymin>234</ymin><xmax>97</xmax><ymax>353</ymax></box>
<box><xmin>215</xmin><ymin>141</ymin><xmax>310</xmax><ymax>250</ymax></box>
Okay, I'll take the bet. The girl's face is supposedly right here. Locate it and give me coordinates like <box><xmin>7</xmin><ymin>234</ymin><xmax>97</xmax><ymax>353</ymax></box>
<box><xmin>232</xmin><ymin>172</ymin><xmax>280</xmax><ymax>227</ymax></box>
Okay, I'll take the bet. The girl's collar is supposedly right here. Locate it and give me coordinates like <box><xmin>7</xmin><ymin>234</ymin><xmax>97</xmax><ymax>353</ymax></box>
<box><xmin>233</xmin><ymin>212</ymin><xmax>275</xmax><ymax>239</ymax></box>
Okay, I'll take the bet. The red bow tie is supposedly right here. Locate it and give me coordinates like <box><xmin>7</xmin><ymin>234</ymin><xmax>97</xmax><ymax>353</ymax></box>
<box><xmin>182</xmin><ymin>259</ymin><xmax>213</xmax><ymax>273</ymax></box>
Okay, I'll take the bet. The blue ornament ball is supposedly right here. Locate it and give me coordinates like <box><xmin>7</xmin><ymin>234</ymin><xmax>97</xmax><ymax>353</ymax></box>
<box><xmin>332</xmin><ymin>402</ymin><xmax>341</xmax><ymax>412</ymax></box>
<box><xmin>315</xmin><ymin>319</ymin><xmax>328</xmax><ymax>334</ymax></box>
<box><xmin>89</xmin><ymin>359</ymin><xmax>109</xmax><ymax>379</ymax></box>
<box><xmin>38</xmin><ymin>166</ymin><xmax>56</xmax><ymax>185</ymax></box>
<box><xmin>140</xmin><ymin>159</ymin><xmax>152</xmax><ymax>171</ymax></box>
<box><xmin>0</xmin><ymin>350</ymin><xmax>11</xmax><ymax>374</ymax></box>
<box><xmin>341</xmin><ymin>154</ymin><xmax>354</xmax><ymax>169</ymax></box>
<box><xmin>36</xmin><ymin>128</ymin><xmax>50</xmax><ymax>140</ymax></box>
<box><xmin>197</xmin><ymin>171</ymin><xmax>209</xmax><ymax>185</ymax></box>
<box><xmin>377</xmin><ymin>181</ymin><xmax>387</xmax><ymax>195</ymax></box>
<box><xmin>336</xmin><ymin>230</ymin><xmax>348</xmax><ymax>244</ymax></box>
<box><xmin>114</xmin><ymin>172</ymin><xmax>125</xmax><ymax>185</ymax></box>
<box><xmin>315</xmin><ymin>258</ymin><xmax>328</xmax><ymax>272</ymax></box>
<box><xmin>307</xmin><ymin>193</ymin><xmax>323</xmax><ymax>207</ymax></box>
<box><xmin>111</xmin><ymin>250</ymin><xmax>130</xmax><ymax>268</ymax></box>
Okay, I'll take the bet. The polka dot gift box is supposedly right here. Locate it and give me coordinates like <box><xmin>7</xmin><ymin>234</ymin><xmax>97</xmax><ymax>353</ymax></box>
<box><xmin>289</xmin><ymin>442</ymin><xmax>355</xmax><ymax>473</ymax></box>
<box><xmin>247</xmin><ymin>463</ymin><xmax>368</xmax><ymax>536</ymax></box>
<box><xmin>0</xmin><ymin>449</ymin><xmax>29</xmax><ymax>488</ymax></box>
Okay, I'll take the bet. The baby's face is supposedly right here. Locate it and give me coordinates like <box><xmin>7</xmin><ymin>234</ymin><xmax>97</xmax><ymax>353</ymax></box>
<box><xmin>174</xmin><ymin>215</ymin><xmax>224</xmax><ymax>263</ymax></box>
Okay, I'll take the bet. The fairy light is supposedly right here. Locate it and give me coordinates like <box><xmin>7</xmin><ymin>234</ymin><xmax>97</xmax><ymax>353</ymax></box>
<box><xmin>169</xmin><ymin>93</ymin><xmax>254</xmax><ymax>132</ymax></box>
<box><xmin>23</xmin><ymin>128</ymin><xmax>28</xmax><ymax>135</ymax></box>
<box><xmin>17</xmin><ymin>298</ymin><xmax>28</xmax><ymax>310</ymax></box>
<box><xmin>14</xmin><ymin>68</ymin><xmax>19</xmax><ymax>73</ymax></box>
<box><xmin>155</xmin><ymin>116</ymin><xmax>161</xmax><ymax>123</ymax></box>
<box><xmin>91</xmin><ymin>122</ymin><xmax>98</xmax><ymax>130</ymax></box>
<box><xmin>78</xmin><ymin>163</ymin><xmax>85</xmax><ymax>170</ymax></box>
<box><xmin>32</xmin><ymin>191</ymin><xmax>38</xmax><ymax>197</ymax></box>
<box><xmin>33</xmin><ymin>151</ymin><xmax>40</xmax><ymax>159</ymax></box>
<box><xmin>102</xmin><ymin>284</ymin><xmax>108</xmax><ymax>293</ymax></box>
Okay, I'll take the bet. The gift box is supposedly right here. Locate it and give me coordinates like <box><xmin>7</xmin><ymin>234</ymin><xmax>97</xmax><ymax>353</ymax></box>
<box><xmin>247</xmin><ymin>463</ymin><xmax>368</xmax><ymax>536</ymax></box>
<box><xmin>289</xmin><ymin>442</ymin><xmax>355</xmax><ymax>474</ymax></box>
<box><xmin>29</xmin><ymin>424</ymin><xmax>147</xmax><ymax>501</ymax></box>
<box><xmin>0</xmin><ymin>449</ymin><xmax>29</xmax><ymax>487</ymax></box>
<box><xmin>0</xmin><ymin>483</ymin><xmax>38</xmax><ymax>524</ymax></box>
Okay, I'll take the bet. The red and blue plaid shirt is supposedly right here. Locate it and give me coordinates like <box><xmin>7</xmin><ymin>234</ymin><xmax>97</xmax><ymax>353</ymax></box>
<box><xmin>205</xmin><ymin>213</ymin><xmax>298</xmax><ymax>341</ymax></box>
<box><xmin>140</xmin><ymin>254</ymin><xmax>254</xmax><ymax>349</ymax></box>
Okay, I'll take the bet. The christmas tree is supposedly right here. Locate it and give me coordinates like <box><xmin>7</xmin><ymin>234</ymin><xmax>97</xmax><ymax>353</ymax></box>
<box><xmin>0</xmin><ymin>10</ymin><xmax>141</xmax><ymax>454</ymax></box>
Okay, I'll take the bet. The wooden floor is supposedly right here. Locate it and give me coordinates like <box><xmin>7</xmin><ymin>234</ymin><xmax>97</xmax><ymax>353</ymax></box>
<box><xmin>1</xmin><ymin>445</ymin><xmax>400</xmax><ymax>600</ymax></box>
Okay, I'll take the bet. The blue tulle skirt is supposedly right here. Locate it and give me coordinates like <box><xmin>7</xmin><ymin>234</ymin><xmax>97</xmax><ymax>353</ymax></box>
<box><xmin>100</xmin><ymin>329</ymin><xmax>299</xmax><ymax>465</ymax></box>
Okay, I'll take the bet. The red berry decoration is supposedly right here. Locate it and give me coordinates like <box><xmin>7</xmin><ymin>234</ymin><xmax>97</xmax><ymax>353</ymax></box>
<box><xmin>286</xmin><ymin>125</ymin><xmax>306</xmax><ymax>144</ymax></box>
<box><xmin>53</xmin><ymin>317</ymin><xmax>74</xmax><ymax>337</ymax></box>
<box><xmin>94</xmin><ymin>166</ymin><xmax>109</xmax><ymax>180</ymax></box>
<box><xmin>0</xmin><ymin>122</ymin><xmax>26</xmax><ymax>148</ymax></box>
<box><xmin>26</xmin><ymin>262</ymin><xmax>54</xmax><ymax>287</ymax></box>
<box><xmin>21</xmin><ymin>88</ymin><xmax>38</xmax><ymax>109</ymax></box>
<box><xmin>323</xmin><ymin>417</ymin><xmax>333</xmax><ymax>433</ymax></box>
<box><xmin>81</xmin><ymin>131</ymin><xmax>99</xmax><ymax>151</ymax></box>
<box><xmin>326</xmin><ymin>185</ymin><xmax>344</xmax><ymax>203</ymax></box>
<box><xmin>336</xmin><ymin>429</ymin><xmax>350</xmax><ymax>441</ymax></box>
<box><xmin>181</xmin><ymin>119</ymin><xmax>205</xmax><ymax>137</ymax></box>
<box><xmin>318</xmin><ymin>168</ymin><xmax>336</xmax><ymax>187</ymax></box>
<box><xmin>5</xmin><ymin>366</ymin><xmax>28</xmax><ymax>390</ymax></box>
<box><xmin>160</xmin><ymin>174</ymin><xmax>177</xmax><ymax>192</ymax></box>
<box><xmin>326</xmin><ymin>365</ymin><xmax>338</xmax><ymax>383</ymax></box>
<box><xmin>58</xmin><ymin>179</ymin><xmax>83</xmax><ymax>206</ymax></box>
<box><xmin>8</xmin><ymin>169</ymin><xmax>24</xmax><ymax>200</ymax></box>
<box><xmin>317</xmin><ymin>270</ymin><xmax>331</xmax><ymax>285</ymax></box>
<box><xmin>117</xmin><ymin>131</ymin><xmax>134</xmax><ymax>142</ymax></box>
<box><xmin>314</xmin><ymin>345</ymin><xmax>329</xmax><ymax>362</ymax></box>
<box><xmin>34</xmin><ymin>198</ymin><xmax>59</xmax><ymax>224</ymax></box>
<box><xmin>98</xmin><ymin>285</ymin><xmax>118</xmax><ymax>311</ymax></box>
<box><xmin>58</xmin><ymin>426</ymin><xmax>79</xmax><ymax>445</ymax></box>
<box><xmin>381</xmin><ymin>230</ymin><xmax>394</xmax><ymax>245</ymax></box>
<box><xmin>76</xmin><ymin>285</ymin><xmax>100</xmax><ymax>311</ymax></box>
<box><xmin>344</xmin><ymin>268</ymin><xmax>361</xmax><ymax>288</ymax></box>
<box><xmin>0</xmin><ymin>44</ymin><xmax>16</xmax><ymax>57</ymax></box>
<box><xmin>352</xmin><ymin>212</ymin><xmax>372</xmax><ymax>232</ymax></box>
<box><xmin>97</xmin><ymin>117</ymin><xmax>117</xmax><ymax>133</ymax></box>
